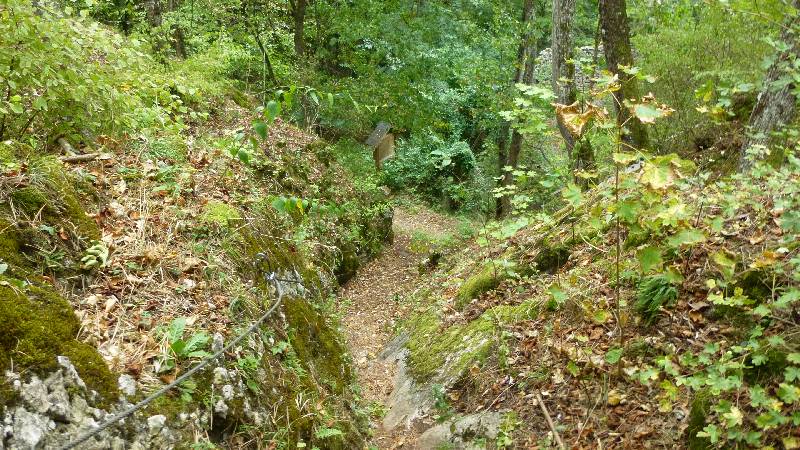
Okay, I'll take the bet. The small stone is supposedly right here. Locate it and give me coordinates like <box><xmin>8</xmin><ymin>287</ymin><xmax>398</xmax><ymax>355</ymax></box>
<box><xmin>21</xmin><ymin>376</ymin><xmax>51</xmax><ymax>414</ymax></box>
<box><xmin>213</xmin><ymin>399</ymin><xmax>229</xmax><ymax>418</ymax></box>
<box><xmin>211</xmin><ymin>333</ymin><xmax>224</xmax><ymax>353</ymax></box>
<box><xmin>118</xmin><ymin>374</ymin><xmax>137</xmax><ymax>398</ymax></box>
<box><xmin>607</xmin><ymin>390</ymin><xmax>622</xmax><ymax>406</ymax></box>
<box><xmin>221</xmin><ymin>385</ymin><xmax>234</xmax><ymax>401</ymax></box>
<box><xmin>212</xmin><ymin>367</ymin><xmax>229</xmax><ymax>386</ymax></box>
<box><xmin>11</xmin><ymin>408</ymin><xmax>47</xmax><ymax>449</ymax></box>
<box><xmin>147</xmin><ymin>415</ymin><xmax>167</xmax><ymax>435</ymax></box>
<box><xmin>46</xmin><ymin>383</ymin><xmax>71</xmax><ymax>422</ymax></box>
<box><xmin>57</xmin><ymin>356</ymin><xmax>87</xmax><ymax>390</ymax></box>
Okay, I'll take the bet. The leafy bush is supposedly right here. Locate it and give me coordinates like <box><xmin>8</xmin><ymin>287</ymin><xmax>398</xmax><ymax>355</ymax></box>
<box><xmin>381</xmin><ymin>132</ymin><xmax>483</xmax><ymax>210</ymax></box>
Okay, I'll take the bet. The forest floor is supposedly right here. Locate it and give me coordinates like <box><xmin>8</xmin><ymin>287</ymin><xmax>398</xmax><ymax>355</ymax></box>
<box><xmin>340</xmin><ymin>205</ymin><xmax>460</xmax><ymax>449</ymax></box>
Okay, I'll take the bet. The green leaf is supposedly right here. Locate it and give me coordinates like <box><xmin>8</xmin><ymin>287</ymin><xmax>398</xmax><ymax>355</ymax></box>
<box><xmin>712</xmin><ymin>250</ymin><xmax>737</xmax><ymax>281</ymax></box>
<box><xmin>562</xmin><ymin>182</ymin><xmax>583</xmax><ymax>207</ymax></box>
<box><xmin>265</xmin><ymin>100</ymin><xmax>281</xmax><ymax>123</ymax></box>
<box><xmin>785</xmin><ymin>367</ymin><xmax>800</xmax><ymax>382</ymax></box>
<box><xmin>253</xmin><ymin>121</ymin><xmax>268</xmax><ymax>140</ymax></box>
<box><xmin>637</xmin><ymin>246</ymin><xmax>662</xmax><ymax>273</ymax></box>
<box><xmin>632</xmin><ymin>103</ymin><xmax>670</xmax><ymax>124</ymax></box>
<box><xmin>566</xmin><ymin>360</ymin><xmax>580</xmax><ymax>376</ymax></box>
<box><xmin>697</xmin><ymin>424</ymin><xmax>720</xmax><ymax>443</ymax></box>
<box><xmin>777</xmin><ymin>383</ymin><xmax>800</xmax><ymax>404</ymax></box>
<box><xmin>667</xmin><ymin>229</ymin><xmax>705</xmax><ymax>248</ymax></box>
<box><xmin>605</xmin><ymin>347</ymin><xmax>623</xmax><ymax>364</ymax></box>
<box><xmin>613</xmin><ymin>152</ymin><xmax>639</xmax><ymax>165</ymax></box>
<box><xmin>788</xmin><ymin>353</ymin><xmax>800</xmax><ymax>365</ymax></box>
<box><xmin>168</xmin><ymin>317</ymin><xmax>186</xmax><ymax>343</ymax></box>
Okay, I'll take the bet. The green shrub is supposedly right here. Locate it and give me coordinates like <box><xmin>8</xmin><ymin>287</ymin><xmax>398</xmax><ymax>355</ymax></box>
<box><xmin>635</xmin><ymin>274</ymin><xmax>679</xmax><ymax>324</ymax></box>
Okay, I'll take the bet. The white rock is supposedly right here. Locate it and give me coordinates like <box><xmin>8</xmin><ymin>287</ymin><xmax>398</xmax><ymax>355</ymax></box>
<box><xmin>57</xmin><ymin>356</ymin><xmax>87</xmax><ymax>390</ymax></box>
<box><xmin>118</xmin><ymin>374</ymin><xmax>137</xmax><ymax>398</ymax></box>
<box><xmin>221</xmin><ymin>385</ymin><xmax>234</xmax><ymax>401</ymax></box>
<box><xmin>21</xmin><ymin>376</ymin><xmax>50</xmax><ymax>414</ymax></box>
<box><xmin>147</xmin><ymin>415</ymin><xmax>167</xmax><ymax>435</ymax></box>
<box><xmin>211</xmin><ymin>333</ymin><xmax>224</xmax><ymax>353</ymax></box>
<box><xmin>11</xmin><ymin>408</ymin><xmax>47</xmax><ymax>449</ymax></box>
<box><xmin>46</xmin><ymin>383</ymin><xmax>71</xmax><ymax>422</ymax></box>
<box><xmin>212</xmin><ymin>367</ymin><xmax>229</xmax><ymax>385</ymax></box>
<box><xmin>213</xmin><ymin>399</ymin><xmax>229</xmax><ymax>418</ymax></box>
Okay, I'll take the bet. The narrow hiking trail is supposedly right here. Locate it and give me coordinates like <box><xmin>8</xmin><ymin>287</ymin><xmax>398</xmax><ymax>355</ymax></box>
<box><xmin>340</xmin><ymin>206</ymin><xmax>459</xmax><ymax>449</ymax></box>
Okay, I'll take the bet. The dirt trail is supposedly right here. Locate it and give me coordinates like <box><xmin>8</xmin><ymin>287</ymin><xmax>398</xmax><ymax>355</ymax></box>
<box><xmin>339</xmin><ymin>206</ymin><xmax>458</xmax><ymax>449</ymax></box>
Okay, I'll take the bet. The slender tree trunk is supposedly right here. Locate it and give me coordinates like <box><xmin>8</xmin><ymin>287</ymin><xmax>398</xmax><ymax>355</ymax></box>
<box><xmin>599</xmin><ymin>0</ymin><xmax>649</xmax><ymax>150</ymax></box>
<box><xmin>552</xmin><ymin>0</ymin><xmax>577</xmax><ymax>157</ymax></box>
<box><xmin>497</xmin><ymin>0</ymin><xmax>536</xmax><ymax>218</ymax></box>
<box><xmin>290</xmin><ymin>0</ymin><xmax>307</xmax><ymax>57</ymax></box>
<box><xmin>739</xmin><ymin>0</ymin><xmax>800</xmax><ymax>170</ymax></box>
<box><xmin>496</xmin><ymin>122</ymin><xmax>511</xmax><ymax>218</ymax></box>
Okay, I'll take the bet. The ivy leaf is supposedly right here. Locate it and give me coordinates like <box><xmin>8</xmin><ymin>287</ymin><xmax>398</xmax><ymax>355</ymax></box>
<box><xmin>637</xmin><ymin>246</ymin><xmax>662</xmax><ymax>273</ymax></box>
<box><xmin>667</xmin><ymin>229</ymin><xmax>706</xmax><ymax>248</ymax></box>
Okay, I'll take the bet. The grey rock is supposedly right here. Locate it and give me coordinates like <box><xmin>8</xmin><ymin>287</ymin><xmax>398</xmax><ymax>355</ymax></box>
<box><xmin>57</xmin><ymin>356</ymin><xmax>87</xmax><ymax>390</ymax></box>
<box><xmin>212</xmin><ymin>333</ymin><xmax>224</xmax><ymax>353</ymax></box>
<box><xmin>118</xmin><ymin>374</ymin><xmax>136</xmax><ymax>398</ymax></box>
<box><xmin>147</xmin><ymin>415</ymin><xmax>166</xmax><ymax>435</ymax></box>
<box><xmin>45</xmin><ymin>383</ymin><xmax>71</xmax><ymax>422</ymax></box>
<box><xmin>20</xmin><ymin>377</ymin><xmax>50</xmax><ymax>415</ymax></box>
<box><xmin>10</xmin><ymin>408</ymin><xmax>48</xmax><ymax>449</ymax></box>
<box><xmin>213</xmin><ymin>399</ymin><xmax>228</xmax><ymax>418</ymax></box>
<box><xmin>417</xmin><ymin>412</ymin><xmax>504</xmax><ymax>450</ymax></box>
<box><xmin>221</xmin><ymin>385</ymin><xmax>234</xmax><ymax>401</ymax></box>
<box><xmin>212</xmin><ymin>367</ymin><xmax>229</xmax><ymax>385</ymax></box>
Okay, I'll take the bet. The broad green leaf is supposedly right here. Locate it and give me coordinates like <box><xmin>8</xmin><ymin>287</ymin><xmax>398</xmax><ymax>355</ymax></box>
<box><xmin>562</xmin><ymin>182</ymin><xmax>583</xmax><ymax>207</ymax></box>
<box><xmin>639</xmin><ymin>163</ymin><xmax>675</xmax><ymax>190</ymax></box>
<box><xmin>265</xmin><ymin>100</ymin><xmax>281</xmax><ymax>123</ymax></box>
<box><xmin>637</xmin><ymin>246</ymin><xmax>662</xmax><ymax>273</ymax></box>
<box><xmin>631</xmin><ymin>103</ymin><xmax>673</xmax><ymax>124</ymax></box>
<box><xmin>168</xmin><ymin>317</ymin><xmax>186</xmax><ymax>343</ymax></box>
<box><xmin>613</xmin><ymin>152</ymin><xmax>639</xmax><ymax>165</ymax></box>
<box><xmin>777</xmin><ymin>383</ymin><xmax>800</xmax><ymax>404</ymax></box>
<box><xmin>712</xmin><ymin>250</ymin><xmax>737</xmax><ymax>281</ymax></box>
<box><xmin>253</xmin><ymin>121</ymin><xmax>268</xmax><ymax>140</ymax></box>
<box><xmin>667</xmin><ymin>228</ymin><xmax>705</xmax><ymax>248</ymax></box>
<box><xmin>605</xmin><ymin>347</ymin><xmax>623</xmax><ymax>364</ymax></box>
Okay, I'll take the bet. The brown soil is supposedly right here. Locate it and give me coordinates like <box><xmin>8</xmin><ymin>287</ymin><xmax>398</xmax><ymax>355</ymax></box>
<box><xmin>339</xmin><ymin>206</ymin><xmax>459</xmax><ymax>449</ymax></box>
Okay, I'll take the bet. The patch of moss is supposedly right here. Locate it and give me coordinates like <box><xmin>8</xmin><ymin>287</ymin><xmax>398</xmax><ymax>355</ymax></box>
<box><xmin>456</xmin><ymin>264</ymin><xmax>505</xmax><ymax>310</ymax></box>
<box><xmin>686</xmin><ymin>390</ymin><xmax>712</xmax><ymax>449</ymax></box>
<box><xmin>201</xmin><ymin>201</ymin><xmax>242</xmax><ymax>226</ymax></box>
<box><xmin>10</xmin><ymin>186</ymin><xmax>49</xmax><ymax>215</ymax></box>
<box><xmin>334</xmin><ymin>243</ymin><xmax>360</xmax><ymax>285</ymax></box>
<box><xmin>283</xmin><ymin>296</ymin><xmax>352</xmax><ymax>394</ymax></box>
<box><xmin>533</xmin><ymin>243</ymin><xmax>571</xmax><ymax>274</ymax></box>
<box><xmin>0</xmin><ymin>276</ymin><xmax>117</xmax><ymax>403</ymax></box>
<box><xmin>24</xmin><ymin>156</ymin><xmax>100</xmax><ymax>241</ymax></box>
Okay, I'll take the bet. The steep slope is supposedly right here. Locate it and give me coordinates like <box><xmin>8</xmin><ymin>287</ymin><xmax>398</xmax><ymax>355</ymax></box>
<box><xmin>0</xmin><ymin>97</ymin><xmax>392</xmax><ymax>448</ymax></box>
<box><xmin>381</xmin><ymin>155</ymin><xmax>800</xmax><ymax>448</ymax></box>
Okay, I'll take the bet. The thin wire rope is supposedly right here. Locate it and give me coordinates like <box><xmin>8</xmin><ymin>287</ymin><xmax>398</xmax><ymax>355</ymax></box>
<box><xmin>59</xmin><ymin>280</ymin><xmax>288</xmax><ymax>450</ymax></box>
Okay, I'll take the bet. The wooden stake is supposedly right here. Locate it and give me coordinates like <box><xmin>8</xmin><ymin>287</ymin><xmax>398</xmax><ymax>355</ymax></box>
<box><xmin>536</xmin><ymin>392</ymin><xmax>566</xmax><ymax>450</ymax></box>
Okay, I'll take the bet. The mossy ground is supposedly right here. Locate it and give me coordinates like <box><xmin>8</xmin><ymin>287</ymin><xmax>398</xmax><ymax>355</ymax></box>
<box><xmin>0</xmin><ymin>276</ymin><xmax>117</xmax><ymax>402</ymax></box>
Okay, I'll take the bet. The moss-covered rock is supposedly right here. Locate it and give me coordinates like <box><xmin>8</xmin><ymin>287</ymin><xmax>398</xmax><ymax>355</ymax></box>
<box><xmin>456</xmin><ymin>264</ymin><xmax>506</xmax><ymax>310</ymax></box>
<box><xmin>0</xmin><ymin>276</ymin><xmax>117</xmax><ymax>402</ymax></box>
<box><xmin>283</xmin><ymin>296</ymin><xmax>352</xmax><ymax>394</ymax></box>
<box><xmin>533</xmin><ymin>243</ymin><xmax>571</xmax><ymax>274</ymax></box>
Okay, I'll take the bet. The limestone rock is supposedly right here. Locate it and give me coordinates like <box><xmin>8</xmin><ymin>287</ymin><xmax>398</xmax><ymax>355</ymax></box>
<box><xmin>117</xmin><ymin>374</ymin><xmax>136</xmax><ymax>398</ymax></box>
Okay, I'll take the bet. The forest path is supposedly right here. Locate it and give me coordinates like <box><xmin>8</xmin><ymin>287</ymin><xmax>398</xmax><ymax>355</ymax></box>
<box><xmin>339</xmin><ymin>205</ymin><xmax>458</xmax><ymax>449</ymax></box>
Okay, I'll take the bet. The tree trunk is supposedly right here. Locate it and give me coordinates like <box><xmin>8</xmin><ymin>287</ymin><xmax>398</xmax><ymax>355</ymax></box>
<box><xmin>552</xmin><ymin>0</ymin><xmax>577</xmax><ymax>156</ymax></box>
<box><xmin>290</xmin><ymin>0</ymin><xmax>307</xmax><ymax>57</ymax></box>
<box><xmin>739</xmin><ymin>0</ymin><xmax>800</xmax><ymax>170</ymax></box>
<box><xmin>599</xmin><ymin>0</ymin><xmax>649</xmax><ymax>150</ymax></box>
<box><xmin>497</xmin><ymin>0</ymin><xmax>536</xmax><ymax>218</ymax></box>
<box><xmin>496</xmin><ymin>122</ymin><xmax>511</xmax><ymax>219</ymax></box>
